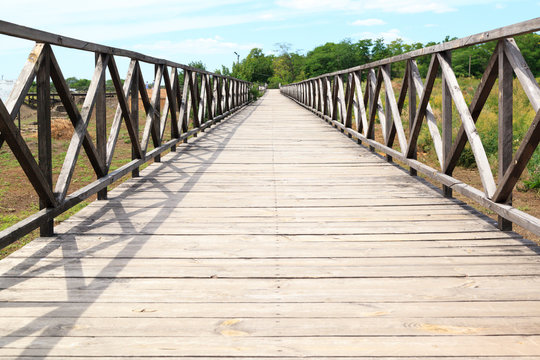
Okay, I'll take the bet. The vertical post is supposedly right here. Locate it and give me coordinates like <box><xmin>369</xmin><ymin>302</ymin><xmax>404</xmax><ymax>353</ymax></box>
<box><xmin>131</xmin><ymin>63</ymin><xmax>140</xmax><ymax>177</ymax></box>
<box><xmin>322</xmin><ymin>78</ymin><xmax>328</xmax><ymax>119</ymax></box>
<box><xmin>171</xmin><ymin>68</ymin><xmax>178</xmax><ymax>152</ymax></box>
<box><xmin>96</xmin><ymin>53</ymin><xmax>107</xmax><ymax>200</ymax></box>
<box><xmin>37</xmin><ymin>44</ymin><xmax>53</xmax><ymax>236</ymax></box>
<box><xmin>441</xmin><ymin>52</ymin><xmax>453</xmax><ymax>197</ymax></box>
<box><xmin>408</xmin><ymin>61</ymin><xmax>417</xmax><ymax>176</ymax></box>
<box><xmin>498</xmin><ymin>42</ymin><xmax>513</xmax><ymax>231</ymax></box>
<box><xmin>367</xmin><ymin>71</ymin><xmax>375</xmax><ymax>152</ymax></box>
<box><xmin>154</xmin><ymin>64</ymin><xmax>161</xmax><ymax>163</ymax></box>
<box><xmin>384</xmin><ymin>64</ymin><xmax>393</xmax><ymax>163</ymax></box>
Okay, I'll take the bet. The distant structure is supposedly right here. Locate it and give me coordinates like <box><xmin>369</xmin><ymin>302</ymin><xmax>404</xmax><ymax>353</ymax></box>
<box><xmin>0</xmin><ymin>79</ymin><xmax>14</xmax><ymax>102</ymax></box>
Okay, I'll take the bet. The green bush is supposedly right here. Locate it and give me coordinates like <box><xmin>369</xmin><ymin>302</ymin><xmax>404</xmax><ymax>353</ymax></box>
<box><xmin>249</xmin><ymin>85</ymin><xmax>263</xmax><ymax>101</ymax></box>
<box><xmin>524</xmin><ymin>148</ymin><xmax>540</xmax><ymax>190</ymax></box>
<box><xmin>458</xmin><ymin>145</ymin><xmax>477</xmax><ymax>168</ymax></box>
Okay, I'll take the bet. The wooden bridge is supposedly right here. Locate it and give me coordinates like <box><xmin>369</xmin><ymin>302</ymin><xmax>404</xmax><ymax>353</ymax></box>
<box><xmin>1</xmin><ymin>19</ymin><xmax>540</xmax><ymax>358</ymax></box>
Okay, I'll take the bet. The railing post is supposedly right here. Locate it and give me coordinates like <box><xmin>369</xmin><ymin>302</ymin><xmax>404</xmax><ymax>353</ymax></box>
<box><xmin>96</xmin><ymin>53</ymin><xmax>108</xmax><ymax>200</ymax></box>
<box><xmin>408</xmin><ymin>60</ymin><xmax>417</xmax><ymax>176</ymax></box>
<box><xmin>154</xmin><ymin>64</ymin><xmax>161</xmax><ymax>162</ymax></box>
<box><xmin>441</xmin><ymin>52</ymin><xmax>453</xmax><ymax>197</ymax></box>
<box><xmin>37</xmin><ymin>44</ymin><xmax>53</xmax><ymax>237</ymax></box>
<box><xmin>131</xmin><ymin>62</ymin><xmax>140</xmax><ymax>177</ymax></box>
<box><xmin>498</xmin><ymin>42</ymin><xmax>513</xmax><ymax>231</ymax></box>
<box><xmin>384</xmin><ymin>64</ymin><xmax>393</xmax><ymax>163</ymax></box>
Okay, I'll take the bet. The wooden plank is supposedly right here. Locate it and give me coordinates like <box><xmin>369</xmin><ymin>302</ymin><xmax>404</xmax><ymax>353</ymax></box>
<box><xmin>1</xmin><ymin>316</ymin><xmax>540</xmax><ymax>337</ymax></box>
<box><xmin>1</xmin><ymin>335</ymin><xmax>540</xmax><ymax>357</ymax></box>
<box><xmin>2</xmin><ymin>90</ymin><xmax>540</xmax><ymax>358</ymax></box>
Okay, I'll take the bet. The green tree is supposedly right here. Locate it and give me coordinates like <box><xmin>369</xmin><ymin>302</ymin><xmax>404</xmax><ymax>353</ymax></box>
<box><xmin>232</xmin><ymin>48</ymin><xmax>274</xmax><ymax>83</ymax></box>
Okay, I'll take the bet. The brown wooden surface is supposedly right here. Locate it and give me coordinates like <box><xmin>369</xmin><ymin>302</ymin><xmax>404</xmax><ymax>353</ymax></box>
<box><xmin>1</xmin><ymin>90</ymin><xmax>540</xmax><ymax>358</ymax></box>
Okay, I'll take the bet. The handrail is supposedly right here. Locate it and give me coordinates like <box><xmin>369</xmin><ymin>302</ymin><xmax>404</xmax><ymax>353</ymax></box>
<box><xmin>0</xmin><ymin>22</ymin><xmax>252</xmax><ymax>247</ymax></box>
<box><xmin>281</xmin><ymin>18</ymin><xmax>540</xmax><ymax>235</ymax></box>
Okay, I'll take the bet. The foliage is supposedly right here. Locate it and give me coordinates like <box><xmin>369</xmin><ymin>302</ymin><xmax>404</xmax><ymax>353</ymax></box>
<box><xmin>249</xmin><ymin>85</ymin><xmax>263</xmax><ymax>101</ymax></box>
<box><xmin>66</xmin><ymin>77</ymin><xmax>91</xmax><ymax>91</ymax></box>
<box><xmin>232</xmin><ymin>48</ymin><xmax>274</xmax><ymax>83</ymax></box>
<box><xmin>524</xmin><ymin>148</ymin><xmax>540</xmax><ymax>190</ymax></box>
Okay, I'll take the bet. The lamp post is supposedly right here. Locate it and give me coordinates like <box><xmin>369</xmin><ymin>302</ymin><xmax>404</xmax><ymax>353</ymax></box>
<box><xmin>234</xmin><ymin>51</ymin><xmax>240</xmax><ymax>65</ymax></box>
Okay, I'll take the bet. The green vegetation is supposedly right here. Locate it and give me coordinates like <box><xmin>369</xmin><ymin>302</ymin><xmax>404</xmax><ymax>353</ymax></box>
<box><xmin>225</xmin><ymin>33</ymin><xmax>539</xmax><ymax>88</ymax></box>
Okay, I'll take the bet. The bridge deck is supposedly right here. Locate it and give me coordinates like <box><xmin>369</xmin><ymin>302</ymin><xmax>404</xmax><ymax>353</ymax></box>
<box><xmin>1</xmin><ymin>90</ymin><xmax>540</xmax><ymax>358</ymax></box>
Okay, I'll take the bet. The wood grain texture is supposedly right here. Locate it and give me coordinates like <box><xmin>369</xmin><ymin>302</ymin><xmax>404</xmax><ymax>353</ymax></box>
<box><xmin>1</xmin><ymin>90</ymin><xmax>539</xmax><ymax>358</ymax></box>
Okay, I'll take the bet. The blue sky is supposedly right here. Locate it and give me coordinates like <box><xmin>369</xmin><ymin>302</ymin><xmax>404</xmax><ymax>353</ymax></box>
<box><xmin>0</xmin><ymin>0</ymin><xmax>539</xmax><ymax>81</ymax></box>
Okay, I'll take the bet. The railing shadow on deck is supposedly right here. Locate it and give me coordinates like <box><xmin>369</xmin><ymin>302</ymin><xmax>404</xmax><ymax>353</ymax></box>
<box><xmin>0</xmin><ymin>20</ymin><xmax>253</xmax><ymax>248</ymax></box>
<box><xmin>280</xmin><ymin>17</ymin><xmax>540</xmax><ymax>238</ymax></box>
<box><xmin>0</xmin><ymin>99</ymin><xmax>261</xmax><ymax>357</ymax></box>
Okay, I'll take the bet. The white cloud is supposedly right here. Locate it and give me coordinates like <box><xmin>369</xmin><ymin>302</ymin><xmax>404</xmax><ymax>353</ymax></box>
<box><xmin>134</xmin><ymin>37</ymin><xmax>261</xmax><ymax>57</ymax></box>
<box><xmin>354</xmin><ymin>28</ymin><xmax>404</xmax><ymax>42</ymax></box>
<box><xmin>495</xmin><ymin>3</ymin><xmax>506</xmax><ymax>8</ymax></box>
<box><xmin>275</xmin><ymin>0</ymin><xmax>457</xmax><ymax>13</ymax></box>
<box><xmin>275</xmin><ymin>0</ymin><xmax>517</xmax><ymax>13</ymax></box>
<box><xmin>352</xmin><ymin>18</ymin><xmax>386</xmax><ymax>26</ymax></box>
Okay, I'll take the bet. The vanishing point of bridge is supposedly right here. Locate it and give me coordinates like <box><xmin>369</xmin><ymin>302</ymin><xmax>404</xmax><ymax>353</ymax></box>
<box><xmin>1</xmin><ymin>19</ymin><xmax>540</xmax><ymax>358</ymax></box>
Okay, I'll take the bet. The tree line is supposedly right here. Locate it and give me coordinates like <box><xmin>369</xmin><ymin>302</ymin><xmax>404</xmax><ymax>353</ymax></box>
<box><xmin>226</xmin><ymin>33</ymin><xmax>539</xmax><ymax>88</ymax></box>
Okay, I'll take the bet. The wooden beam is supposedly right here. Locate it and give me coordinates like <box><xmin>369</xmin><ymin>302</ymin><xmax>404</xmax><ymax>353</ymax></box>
<box><xmin>493</xmin><ymin>108</ymin><xmax>540</xmax><ymax>203</ymax></box>
<box><xmin>130</xmin><ymin>62</ymin><xmax>140</xmax><ymax>177</ymax></box>
<box><xmin>0</xmin><ymin>20</ymin><xmax>253</xmax><ymax>82</ymax></box>
<box><xmin>178</xmin><ymin>70</ymin><xmax>191</xmax><ymax>135</ymax></box>
<box><xmin>54</xmin><ymin>53</ymin><xmax>109</xmax><ymax>201</ymax></box>
<box><xmin>443</xmin><ymin>44</ymin><xmax>499</xmax><ymax>175</ymax></box>
<box><xmin>352</xmin><ymin>71</ymin><xmax>368</xmax><ymax>136</ymax></box>
<box><xmin>95</xmin><ymin>53</ymin><xmax>107</xmax><ymax>201</ymax></box>
<box><xmin>140</xmin><ymin>65</ymin><xmax>163</xmax><ymax>154</ymax></box>
<box><xmin>408</xmin><ymin>60</ymin><xmax>444</xmax><ymax>167</ymax></box>
<box><xmin>441</xmin><ymin>52</ymin><xmax>453</xmax><ymax>197</ymax></box>
<box><xmin>0</xmin><ymin>44</ymin><xmax>45</xmax><ymax>149</ymax></box>
<box><xmin>503</xmin><ymin>38</ymin><xmax>540</xmax><ymax>112</ymax></box>
<box><xmin>406</xmin><ymin>55</ymin><xmax>438</xmax><ymax>160</ymax></box>
<box><xmin>497</xmin><ymin>43</ymin><xmax>514</xmax><ymax>230</ymax></box>
<box><xmin>0</xmin><ymin>97</ymin><xmax>58</xmax><ymax>208</ymax></box>
<box><xmin>36</xmin><ymin>44</ymin><xmax>54</xmax><ymax>236</ymax></box>
<box><xmin>367</xmin><ymin>69</ymin><xmax>385</xmax><ymax>141</ymax></box>
<box><xmin>381</xmin><ymin>65</ymin><xmax>407</xmax><ymax>154</ymax></box>
<box><xmin>437</xmin><ymin>53</ymin><xmax>497</xmax><ymax>198</ymax></box>
<box><xmin>105</xmin><ymin>58</ymin><xmax>139</xmax><ymax>168</ymax></box>
<box><xmin>48</xmin><ymin>47</ymin><xmax>106</xmax><ymax>178</ymax></box>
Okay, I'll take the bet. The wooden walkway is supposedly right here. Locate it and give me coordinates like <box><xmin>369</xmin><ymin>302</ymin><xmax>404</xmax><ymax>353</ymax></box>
<box><xmin>1</xmin><ymin>89</ymin><xmax>540</xmax><ymax>358</ymax></box>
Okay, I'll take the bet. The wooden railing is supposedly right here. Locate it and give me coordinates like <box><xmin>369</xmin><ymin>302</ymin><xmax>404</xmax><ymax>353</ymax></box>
<box><xmin>281</xmin><ymin>18</ymin><xmax>540</xmax><ymax>235</ymax></box>
<box><xmin>0</xmin><ymin>21</ymin><xmax>252</xmax><ymax>247</ymax></box>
